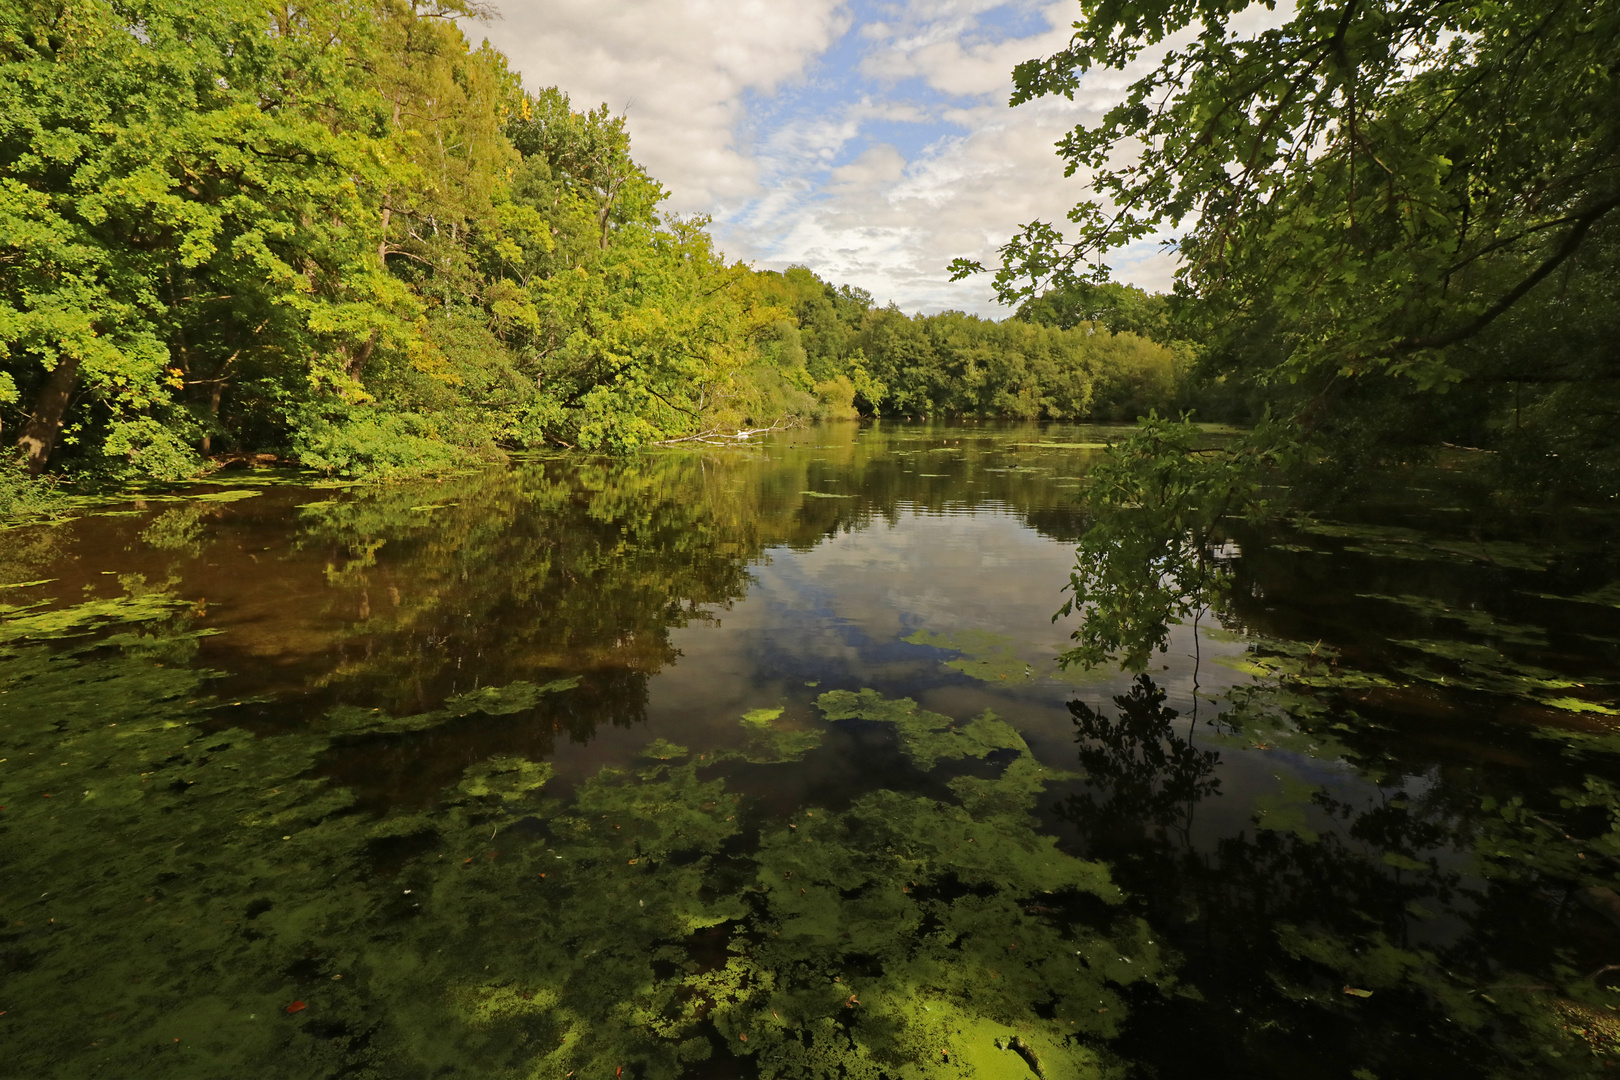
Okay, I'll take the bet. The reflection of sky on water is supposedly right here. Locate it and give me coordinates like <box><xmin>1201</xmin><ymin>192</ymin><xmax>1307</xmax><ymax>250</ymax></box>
<box><xmin>610</xmin><ymin>500</ymin><xmax>1365</xmax><ymax>861</ymax></box>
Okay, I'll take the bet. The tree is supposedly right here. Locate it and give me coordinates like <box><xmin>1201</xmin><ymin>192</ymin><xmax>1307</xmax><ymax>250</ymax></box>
<box><xmin>0</xmin><ymin>0</ymin><xmax>413</xmax><ymax>477</ymax></box>
<box><xmin>1054</xmin><ymin>415</ymin><xmax>1270</xmax><ymax>672</ymax></box>
<box><xmin>956</xmin><ymin>0</ymin><xmax>1620</xmax><ymax>457</ymax></box>
<box><xmin>1017</xmin><ymin>280</ymin><xmax>1172</xmax><ymax>342</ymax></box>
<box><xmin>0</xmin><ymin>0</ymin><xmax>797</xmax><ymax>479</ymax></box>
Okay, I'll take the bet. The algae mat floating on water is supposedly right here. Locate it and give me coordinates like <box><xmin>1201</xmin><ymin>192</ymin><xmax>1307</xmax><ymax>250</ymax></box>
<box><xmin>0</xmin><ymin>594</ymin><xmax>1176</xmax><ymax>1079</ymax></box>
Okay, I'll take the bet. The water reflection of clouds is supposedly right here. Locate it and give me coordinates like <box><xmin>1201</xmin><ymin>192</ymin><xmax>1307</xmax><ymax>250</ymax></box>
<box><xmin>653</xmin><ymin>506</ymin><xmax>1225</xmax><ymax>747</ymax></box>
<box><xmin>635</xmin><ymin>493</ymin><xmax>1370</xmax><ymax>863</ymax></box>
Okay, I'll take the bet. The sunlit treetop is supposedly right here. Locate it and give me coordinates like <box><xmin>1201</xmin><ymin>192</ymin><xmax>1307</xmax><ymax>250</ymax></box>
<box><xmin>958</xmin><ymin>0</ymin><xmax>1620</xmax><ymax>391</ymax></box>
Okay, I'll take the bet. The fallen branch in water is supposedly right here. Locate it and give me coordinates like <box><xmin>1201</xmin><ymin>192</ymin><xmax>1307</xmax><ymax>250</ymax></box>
<box><xmin>655</xmin><ymin>415</ymin><xmax>802</xmax><ymax>446</ymax></box>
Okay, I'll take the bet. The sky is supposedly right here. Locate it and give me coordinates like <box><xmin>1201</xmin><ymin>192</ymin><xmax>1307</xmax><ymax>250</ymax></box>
<box><xmin>479</xmin><ymin>0</ymin><xmax>1179</xmax><ymax>316</ymax></box>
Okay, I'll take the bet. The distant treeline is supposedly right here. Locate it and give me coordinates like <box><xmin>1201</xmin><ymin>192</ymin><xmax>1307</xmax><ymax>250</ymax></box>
<box><xmin>1</xmin><ymin>0</ymin><xmax>1192</xmax><ymax>486</ymax></box>
<box><xmin>752</xmin><ymin>269</ymin><xmax>1188</xmax><ymax>424</ymax></box>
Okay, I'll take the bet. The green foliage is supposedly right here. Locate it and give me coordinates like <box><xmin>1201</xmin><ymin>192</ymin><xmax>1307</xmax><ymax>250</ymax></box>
<box><xmin>289</xmin><ymin>407</ymin><xmax>483</xmax><ymax>480</ymax></box>
<box><xmin>1017</xmin><ymin>280</ymin><xmax>1175</xmax><ymax>343</ymax></box>
<box><xmin>750</xmin><ymin>266</ymin><xmax>1186</xmax><ymax>421</ymax></box>
<box><xmin>0</xmin><ymin>0</ymin><xmax>1208</xmax><ymax>481</ymax></box>
<box><xmin>1057</xmin><ymin>415</ymin><xmax>1274</xmax><ymax>672</ymax></box>
<box><xmin>984</xmin><ymin>0</ymin><xmax>1620</xmax><ymax>370</ymax></box>
<box><xmin>0</xmin><ymin>0</ymin><xmax>418</xmax><ymax>476</ymax></box>
<box><xmin>964</xmin><ymin>0</ymin><xmax>1620</xmax><ymax>499</ymax></box>
<box><xmin>0</xmin><ymin>0</ymin><xmax>814</xmax><ymax>478</ymax></box>
<box><xmin>0</xmin><ymin>457</ymin><xmax>61</xmax><ymax>521</ymax></box>
<box><xmin>856</xmin><ymin>306</ymin><xmax>1180</xmax><ymax>421</ymax></box>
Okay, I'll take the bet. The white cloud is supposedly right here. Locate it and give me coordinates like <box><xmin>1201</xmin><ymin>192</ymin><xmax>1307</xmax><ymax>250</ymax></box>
<box><xmin>711</xmin><ymin>3</ymin><xmax>1120</xmax><ymax>314</ymax></box>
<box><xmin>858</xmin><ymin>0</ymin><xmax>1074</xmax><ymax>99</ymax></box>
<box><xmin>722</xmin><ymin>98</ymin><xmax>1106</xmax><ymax>314</ymax></box>
<box><xmin>478</xmin><ymin>0</ymin><xmax>852</xmax><ymax>209</ymax></box>
<box><xmin>480</xmin><ymin>0</ymin><xmax>1211</xmax><ymax>315</ymax></box>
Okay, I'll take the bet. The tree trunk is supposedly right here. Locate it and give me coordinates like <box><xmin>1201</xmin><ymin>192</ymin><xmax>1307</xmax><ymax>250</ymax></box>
<box><xmin>201</xmin><ymin>381</ymin><xmax>223</xmax><ymax>454</ymax></box>
<box><xmin>16</xmin><ymin>355</ymin><xmax>80</xmax><ymax>476</ymax></box>
<box><xmin>349</xmin><ymin>328</ymin><xmax>379</xmax><ymax>377</ymax></box>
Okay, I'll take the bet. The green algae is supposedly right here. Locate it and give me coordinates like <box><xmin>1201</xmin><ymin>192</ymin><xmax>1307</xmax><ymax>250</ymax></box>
<box><xmin>445</xmin><ymin>677</ymin><xmax>581</xmax><ymax>716</ymax></box>
<box><xmin>17</xmin><ymin>433</ymin><xmax>1617</xmax><ymax>1076</ymax></box>
<box><xmin>1216</xmin><ymin>772</ymin><xmax>1620</xmax><ymax>1079</ymax></box>
<box><xmin>187</xmin><ymin>489</ymin><xmax>263</xmax><ymax>503</ymax></box>
<box><xmin>1539</xmin><ymin>697</ymin><xmax>1620</xmax><ymax>717</ymax></box>
<box><xmin>0</xmin><ymin>648</ymin><xmax>353</xmax><ymax>1075</ymax></box>
<box><xmin>458</xmin><ymin>756</ymin><xmax>555</xmax><ymax>800</ymax></box>
<box><xmin>1210</xmin><ymin>633</ymin><xmax>1395</xmax><ymax>693</ymax></box>
<box><xmin>817</xmin><ymin>689</ymin><xmax>1030</xmax><ymax>771</ymax></box>
<box><xmin>1534</xmin><ymin>580</ymin><xmax>1620</xmax><ymax>609</ymax></box>
<box><xmin>1292</xmin><ymin>517</ymin><xmax>1551</xmax><ymax>571</ymax></box>
<box><xmin>1202</xmin><ymin>634</ymin><xmax>1387</xmax><ymax>765</ymax></box>
<box><xmin>640</xmin><ymin>737</ymin><xmax>690</xmax><ymax>761</ymax></box>
<box><xmin>717</xmin><ymin>692</ymin><xmax>1151</xmax><ymax>1080</ymax></box>
<box><xmin>1533</xmin><ymin>719</ymin><xmax>1620</xmax><ymax>759</ymax></box>
<box><xmin>1271</xmin><ymin>917</ymin><xmax>1617</xmax><ymax>1075</ymax></box>
<box><xmin>728</xmin><ymin>707</ymin><xmax>823</xmax><ymax>764</ymax></box>
<box><xmin>319</xmin><ymin>678</ymin><xmax>582</xmax><ymax>736</ymax></box>
<box><xmin>904</xmin><ymin>628</ymin><xmax>1109</xmax><ymax>687</ymax></box>
<box><xmin>905</xmin><ymin>628</ymin><xmax>1034</xmax><ymax>683</ymax></box>
<box><xmin>0</xmin><ymin>590</ymin><xmax>189</xmax><ymax>645</ymax></box>
<box><xmin>1212</xmin><ymin>615</ymin><xmax>1618</xmax><ymax>740</ymax></box>
<box><xmin>1388</xmin><ymin>637</ymin><xmax>1616</xmax><ymax>713</ymax></box>
<box><xmin>1</xmin><ymin>606</ymin><xmax>1172</xmax><ymax>1080</ymax></box>
<box><xmin>1251</xmin><ymin>773</ymin><xmax>1324</xmax><ymax>842</ymax></box>
<box><xmin>1011</xmin><ymin>442</ymin><xmax>1110</xmax><ymax>450</ymax></box>
<box><xmin>405</xmin><ymin>694</ymin><xmax>1160</xmax><ymax>1079</ymax></box>
<box><xmin>742</xmin><ymin>706</ymin><xmax>786</xmax><ymax>727</ymax></box>
<box><xmin>1358</xmin><ymin>592</ymin><xmax>1549</xmax><ymax>647</ymax></box>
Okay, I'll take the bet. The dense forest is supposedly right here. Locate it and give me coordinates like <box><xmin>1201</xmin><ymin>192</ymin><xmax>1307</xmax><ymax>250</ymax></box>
<box><xmin>0</xmin><ymin>0</ymin><xmax>1184</xmax><ymax>496</ymax></box>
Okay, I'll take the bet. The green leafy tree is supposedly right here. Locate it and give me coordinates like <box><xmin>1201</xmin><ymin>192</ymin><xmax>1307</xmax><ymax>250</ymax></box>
<box><xmin>0</xmin><ymin>0</ymin><xmax>429</xmax><ymax>477</ymax></box>
<box><xmin>958</xmin><ymin>0</ymin><xmax>1620</xmax><ymax>489</ymax></box>
<box><xmin>1057</xmin><ymin>415</ymin><xmax>1275</xmax><ymax>672</ymax></box>
<box><xmin>1018</xmin><ymin>280</ymin><xmax>1174</xmax><ymax>342</ymax></box>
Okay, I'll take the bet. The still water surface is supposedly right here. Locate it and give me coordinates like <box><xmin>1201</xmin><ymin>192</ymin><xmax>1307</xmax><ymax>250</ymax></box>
<box><xmin>2</xmin><ymin>421</ymin><xmax>1617</xmax><ymax>1079</ymax></box>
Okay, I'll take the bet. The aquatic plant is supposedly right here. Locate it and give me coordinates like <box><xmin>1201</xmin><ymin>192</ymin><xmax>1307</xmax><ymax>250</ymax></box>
<box><xmin>0</xmin><ymin>585</ymin><xmax>1177</xmax><ymax>1077</ymax></box>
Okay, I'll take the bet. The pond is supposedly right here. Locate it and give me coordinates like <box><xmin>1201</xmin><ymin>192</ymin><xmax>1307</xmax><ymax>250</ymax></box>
<box><xmin>2</xmin><ymin>420</ymin><xmax>1617</xmax><ymax>1079</ymax></box>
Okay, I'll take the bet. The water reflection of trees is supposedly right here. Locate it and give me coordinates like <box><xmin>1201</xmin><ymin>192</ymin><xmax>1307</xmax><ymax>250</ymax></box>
<box><xmin>276</xmin><ymin>458</ymin><xmax>767</xmax><ymax>781</ymax></box>
<box><xmin>1059</xmin><ymin>675</ymin><xmax>1220</xmax><ymax>850</ymax></box>
<box><xmin>261</xmin><ymin>424</ymin><xmax>1105</xmax><ymax>707</ymax></box>
<box><xmin>1055</xmin><ymin>671</ymin><xmax>1619</xmax><ymax>1079</ymax></box>
<box><xmin>245</xmin><ymin>425</ymin><xmax>1109</xmax><ymax>797</ymax></box>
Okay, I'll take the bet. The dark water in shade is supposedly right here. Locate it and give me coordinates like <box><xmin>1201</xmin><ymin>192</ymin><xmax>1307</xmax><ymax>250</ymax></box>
<box><xmin>2</xmin><ymin>420</ymin><xmax>1618</xmax><ymax>1079</ymax></box>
